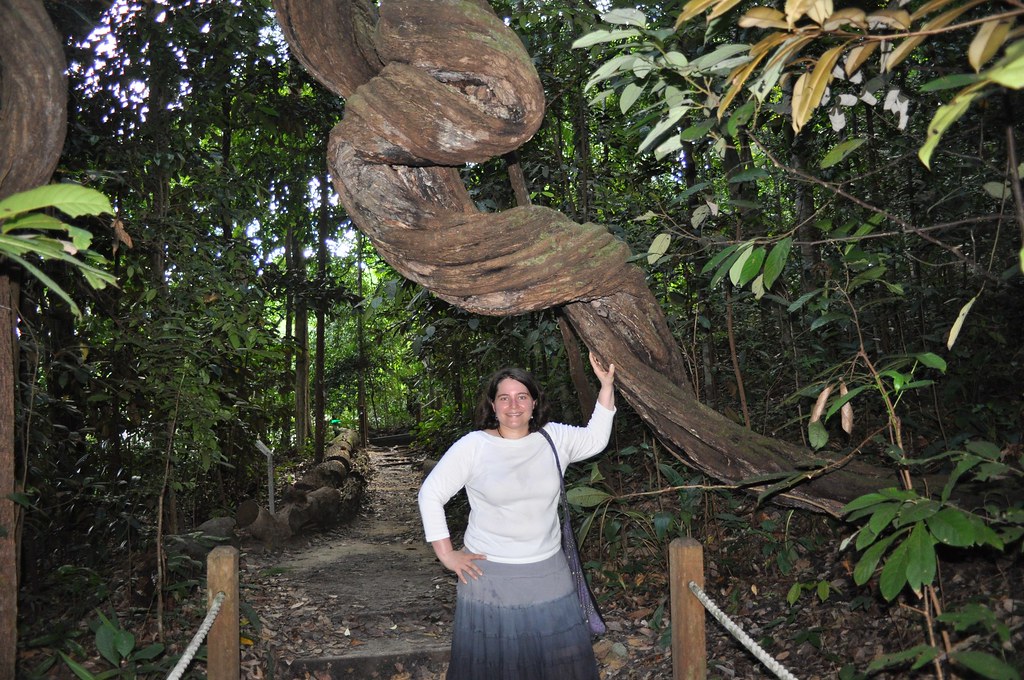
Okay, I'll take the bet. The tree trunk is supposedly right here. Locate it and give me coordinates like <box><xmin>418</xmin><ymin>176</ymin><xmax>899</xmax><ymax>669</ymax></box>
<box><xmin>0</xmin><ymin>2</ymin><xmax>68</xmax><ymax>674</ymax></box>
<box><xmin>271</xmin><ymin>0</ymin><xmax>900</xmax><ymax>516</ymax></box>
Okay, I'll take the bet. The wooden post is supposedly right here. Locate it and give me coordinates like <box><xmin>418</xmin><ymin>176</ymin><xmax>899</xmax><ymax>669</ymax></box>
<box><xmin>670</xmin><ymin>537</ymin><xmax>706</xmax><ymax>680</ymax></box>
<box><xmin>207</xmin><ymin>546</ymin><xmax>239</xmax><ymax>680</ymax></box>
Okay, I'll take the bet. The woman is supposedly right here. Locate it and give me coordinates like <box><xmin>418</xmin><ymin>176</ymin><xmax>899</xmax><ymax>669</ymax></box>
<box><xmin>418</xmin><ymin>353</ymin><xmax>616</xmax><ymax>679</ymax></box>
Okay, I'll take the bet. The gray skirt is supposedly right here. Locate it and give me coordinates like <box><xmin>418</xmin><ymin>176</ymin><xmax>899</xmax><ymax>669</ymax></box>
<box><xmin>447</xmin><ymin>551</ymin><xmax>600</xmax><ymax>680</ymax></box>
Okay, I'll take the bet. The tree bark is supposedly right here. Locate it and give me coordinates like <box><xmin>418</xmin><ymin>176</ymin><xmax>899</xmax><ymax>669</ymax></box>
<box><xmin>0</xmin><ymin>1</ymin><xmax>68</xmax><ymax>675</ymax></box>
<box><xmin>271</xmin><ymin>0</ymin><xmax>899</xmax><ymax>516</ymax></box>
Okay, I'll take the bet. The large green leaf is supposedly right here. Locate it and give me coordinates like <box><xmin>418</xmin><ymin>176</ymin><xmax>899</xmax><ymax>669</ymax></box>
<box><xmin>0</xmin><ymin>183</ymin><xmax>112</xmax><ymax>220</ymax></box>
<box><xmin>566</xmin><ymin>485</ymin><xmax>612</xmax><ymax>507</ymax></box>
<box><xmin>951</xmin><ymin>651</ymin><xmax>1022</xmax><ymax>680</ymax></box>
<box><xmin>926</xmin><ymin>508</ymin><xmax>976</xmax><ymax>547</ymax></box>
<box><xmin>905</xmin><ymin>521</ymin><xmax>937</xmax><ymax>594</ymax></box>
<box><xmin>879</xmin><ymin>538</ymin><xmax>910</xmax><ymax>600</ymax></box>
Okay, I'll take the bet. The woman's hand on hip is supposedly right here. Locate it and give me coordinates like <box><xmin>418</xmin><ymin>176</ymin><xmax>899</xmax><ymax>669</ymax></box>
<box><xmin>440</xmin><ymin>549</ymin><xmax>487</xmax><ymax>584</ymax></box>
<box><xmin>431</xmin><ymin>538</ymin><xmax>487</xmax><ymax>584</ymax></box>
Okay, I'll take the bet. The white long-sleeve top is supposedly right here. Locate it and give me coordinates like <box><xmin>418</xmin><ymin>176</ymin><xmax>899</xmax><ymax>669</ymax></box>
<box><xmin>418</xmin><ymin>403</ymin><xmax>615</xmax><ymax>564</ymax></box>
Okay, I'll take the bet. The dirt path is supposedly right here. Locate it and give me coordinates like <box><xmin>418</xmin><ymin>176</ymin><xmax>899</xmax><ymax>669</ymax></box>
<box><xmin>241</xmin><ymin>444</ymin><xmax>455</xmax><ymax>679</ymax></box>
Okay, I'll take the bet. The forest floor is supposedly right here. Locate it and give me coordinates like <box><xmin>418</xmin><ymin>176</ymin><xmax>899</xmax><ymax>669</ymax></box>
<box><xmin>236</xmin><ymin>442</ymin><xmax>1024</xmax><ymax>680</ymax></box>
<box><xmin>17</xmin><ymin>440</ymin><xmax>1021</xmax><ymax>679</ymax></box>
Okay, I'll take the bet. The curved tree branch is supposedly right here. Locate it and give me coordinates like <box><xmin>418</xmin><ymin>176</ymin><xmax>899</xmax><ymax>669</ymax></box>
<box><xmin>273</xmin><ymin>0</ymin><xmax>899</xmax><ymax>515</ymax></box>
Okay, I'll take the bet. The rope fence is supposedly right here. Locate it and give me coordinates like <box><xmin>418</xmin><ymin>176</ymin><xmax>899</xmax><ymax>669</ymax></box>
<box><xmin>687</xmin><ymin>580</ymin><xmax>800</xmax><ymax>680</ymax></box>
<box><xmin>670</xmin><ymin>537</ymin><xmax>800</xmax><ymax>680</ymax></box>
<box><xmin>166</xmin><ymin>591</ymin><xmax>226</xmax><ymax>680</ymax></box>
<box><xmin>165</xmin><ymin>546</ymin><xmax>239</xmax><ymax>680</ymax></box>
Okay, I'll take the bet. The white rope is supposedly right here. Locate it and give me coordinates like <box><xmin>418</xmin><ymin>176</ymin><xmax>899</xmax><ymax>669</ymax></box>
<box><xmin>166</xmin><ymin>591</ymin><xmax>226</xmax><ymax>680</ymax></box>
<box><xmin>688</xmin><ymin>581</ymin><xmax>800</xmax><ymax>680</ymax></box>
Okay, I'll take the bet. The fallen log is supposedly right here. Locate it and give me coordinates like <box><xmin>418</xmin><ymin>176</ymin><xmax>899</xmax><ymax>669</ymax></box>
<box><xmin>237</xmin><ymin>430</ymin><xmax>368</xmax><ymax>543</ymax></box>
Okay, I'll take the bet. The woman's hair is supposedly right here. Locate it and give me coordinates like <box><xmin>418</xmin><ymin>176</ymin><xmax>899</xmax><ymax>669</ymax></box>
<box><xmin>473</xmin><ymin>367</ymin><xmax>550</xmax><ymax>432</ymax></box>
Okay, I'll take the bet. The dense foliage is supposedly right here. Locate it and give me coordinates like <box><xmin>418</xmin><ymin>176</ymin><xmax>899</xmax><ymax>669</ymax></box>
<box><xmin>6</xmin><ymin>0</ymin><xmax>1021</xmax><ymax>677</ymax></box>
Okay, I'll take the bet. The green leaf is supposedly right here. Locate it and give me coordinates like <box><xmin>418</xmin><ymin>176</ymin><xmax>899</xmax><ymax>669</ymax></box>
<box><xmin>678</xmin><ymin>118</ymin><xmax>716</xmax><ymax>141</ymax></box>
<box><xmin>905</xmin><ymin>522</ymin><xmax>936</xmax><ymax>594</ymax></box>
<box><xmin>867</xmin><ymin>502</ymin><xmax>899</xmax><ymax>535</ymax></box>
<box><xmin>820</xmin><ymin>137</ymin><xmax>867</xmax><ymax>168</ymax></box>
<box><xmin>571</xmin><ymin>28</ymin><xmax>642</xmax><ymax>48</ymax></box>
<box><xmin>95</xmin><ymin>618</ymin><xmax>119</xmax><ymax>666</ymax></box>
<box><xmin>842</xmin><ymin>491</ymin><xmax>888</xmax><ymax>515</ymax></box>
<box><xmin>602</xmin><ymin>8</ymin><xmax>646</xmax><ymax>27</ymax></box>
<box><xmin>983</xmin><ymin>39</ymin><xmax>1024</xmax><ymax>88</ymax></box>
<box><xmin>727</xmin><ymin>167</ymin><xmax>769</xmax><ymax>183</ymax></box>
<box><xmin>647</xmin><ymin>233</ymin><xmax>671</xmax><ymax>265</ymax></box>
<box><xmin>809</xmin><ymin>311</ymin><xmax>849</xmax><ymax>332</ymax></box>
<box><xmin>926</xmin><ymin>508</ymin><xmax>976</xmax><ymax>547</ymax></box>
<box><xmin>131</xmin><ymin>643</ymin><xmax>165</xmax><ymax>661</ymax></box>
<box><xmin>878</xmin><ymin>538</ymin><xmax>910</xmax><ymax>600</ymax></box>
<box><xmin>59</xmin><ymin>652</ymin><xmax>98</xmax><ymax>680</ymax></box>
<box><xmin>762</xmin><ymin>237</ymin><xmax>791</xmax><ymax>289</ymax></box>
<box><xmin>0</xmin><ymin>250</ymin><xmax>81</xmax><ymax>316</ymax></box>
<box><xmin>896</xmin><ymin>499</ymin><xmax>940</xmax><ymax>526</ymax></box>
<box><xmin>825</xmin><ymin>384</ymin><xmax>870</xmax><ymax>421</ymax></box>
<box><xmin>816</xmin><ymin>579</ymin><xmax>830</xmax><ymax>602</ymax></box>
<box><xmin>915</xmin><ymin>352</ymin><xmax>947</xmax><ymax>372</ymax></box>
<box><xmin>919</xmin><ymin>84</ymin><xmax>983</xmax><ymax>168</ymax></box>
<box><xmin>639</xmin><ymin>106</ymin><xmax>689</xmax><ymax>153</ymax></box>
<box><xmin>728</xmin><ymin>242</ymin><xmax>754</xmax><ymax>285</ymax></box>
<box><xmin>0</xmin><ymin>183</ymin><xmax>113</xmax><ymax>221</ymax></box>
<box><xmin>787</xmin><ymin>288</ymin><xmax>821</xmax><ymax>312</ymax></box>
<box><xmin>786</xmin><ymin>582</ymin><xmax>803</xmax><ymax>605</ymax></box>
<box><xmin>115</xmin><ymin>628</ymin><xmax>135</xmax><ymax>660</ymax></box>
<box><xmin>620</xmin><ymin>82</ymin><xmax>645</xmax><ymax>114</ymax></box>
<box><xmin>853</xmin><ymin>532</ymin><xmax>900</xmax><ymax>585</ymax></box>
<box><xmin>965</xmin><ymin>440</ymin><xmax>1001</xmax><ymax>459</ymax></box>
<box><xmin>983</xmin><ymin>181</ymin><xmax>1011</xmax><ymax>199</ymax></box>
<box><xmin>807</xmin><ymin>419</ymin><xmax>828</xmax><ymax>450</ymax></box>
<box><xmin>701</xmin><ymin>243</ymin><xmax>740</xmax><ymax>275</ymax></box>
<box><xmin>951</xmin><ymin>651</ymin><xmax>1022</xmax><ymax>680</ymax></box>
<box><xmin>737</xmin><ymin>246</ymin><xmax>765</xmax><ymax>286</ymax></box>
<box><xmin>866</xmin><ymin>644</ymin><xmax>938</xmax><ymax>672</ymax></box>
<box><xmin>920</xmin><ymin>73</ymin><xmax>980</xmax><ymax>92</ymax></box>
<box><xmin>585</xmin><ymin>54</ymin><xmax>637</xmax><ymax>90</ymax></box>
<box><xmin>566</xmin><ymin>485</ymin><xmax>612</xmax><ymax>508</ymax></box>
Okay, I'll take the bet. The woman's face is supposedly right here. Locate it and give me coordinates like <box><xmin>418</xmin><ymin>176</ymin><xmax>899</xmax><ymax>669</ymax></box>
<box><xmin>491</xmin><ymin>378</ymin><xmax>534</xmax><ymax>431</ymax></box>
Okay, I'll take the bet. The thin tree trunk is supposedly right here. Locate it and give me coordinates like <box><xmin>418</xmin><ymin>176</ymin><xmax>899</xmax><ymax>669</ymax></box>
<box><xmin>295</xmin><ymin>235</ymin><xmax>310</xmax><ymax>453</ymax></box>
<box><xmin>0</xmin><ymin>273</ymin><xmax>18</xmax><ymax>678</ymax></box>
<box><xmin>314</xmin><ymin>179</ymin><xmax>330</xmax><ymax>463</ymax></box>
<box><xmin>356</xmin><ymin>233</ymin><xmax>369</xmax><ymax>445</ymax></box>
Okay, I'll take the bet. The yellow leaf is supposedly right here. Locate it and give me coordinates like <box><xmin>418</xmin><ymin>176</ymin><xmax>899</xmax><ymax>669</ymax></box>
<box><xmin>839</xmin><ymin>381</ymin><xmax>853</xmax><ymax>435</ymax></box>
<box><xmin>867</xmin><ymin>9</ymin><xmax>912</xmax><ymax>30</ymax></box>
<box><xmin>676</xmin><ymin>0</ymin><xmax>724</xmax><ymax>27</ymax></box>
<box><xmin>910</xmin><ymin>0</ymin><xmax>962</xmax><ymax>22</ymax></box>
<box><xmin>792</xmin><ymin>44</ymin><xmax>847</xmax><ymax>132</ymax></box>
<box><xmin>969</xmin><ymin>19</ymin><xmax>1014</xmax><ymax>72</ymax></box>
<box><xmin>720</xmin><ymin>35</ymin><xmax>787</xmax><ymax>115</ymax></box>
<box><xmin>739</xmin><ymin>7</ymin><xmax>788</xmax><ymax>30</ymax></box>
<box><xmin>807</xmin><ymin>0</ymin><xmax>833</xmax><ymax>26</ymax></box>
<box><xmin>841</xmin><ymin>402</ymin><xmax>854</xmax><ymax>434</ymax></box>
<box><xmin>709</xmin><ymin>0</ymin><xmax>746</xmax><ymax>21</ymax></box>
<box><xmin>885</xmin><ymin>2</ymin><xmax>976</xmax><ymax>72</ymax></box>
<box><xmin>844</xmin><ymin>42</ymin><xmax>878</xmax><ymax>76</ymax></box>
<box><xmin>750</xmin><ymin>30</ymin><xmax>792</xmax><ymax>59</ymax></box>
<box><xmin>765</xmin><ymin>34</ymin><xmax>816</xmax><ymax>72</ymax></box>
<box><xmin>810</xmin><ymin>385</ymin><xmax>832</xmax><ymax>423</ymax></box>
<box><xmin>784</xmin><ymin>0</ymin><xmax>816</xmax><ymax>27</ymax></box>
<box><xmin>824</xmin><ymin>8</ymin><xmax>866</xmax><ymax>31</ymax></box>
<box><xmin>947</xmin><ymin>295</ymin><xmax>977</xmax><ymax>349</ymax></box>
